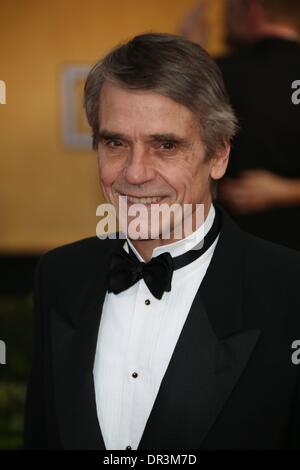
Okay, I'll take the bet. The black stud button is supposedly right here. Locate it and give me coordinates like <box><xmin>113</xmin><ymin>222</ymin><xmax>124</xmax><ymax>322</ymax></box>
<box><xmin>132</xmin><ymin>372</ymin><xmax>138</xmax><ymax>378</ymax></box>
<box><xmin>145</xmin><ymin>299</ymin><xmax>151</xmax><ymax>305</ymax></box>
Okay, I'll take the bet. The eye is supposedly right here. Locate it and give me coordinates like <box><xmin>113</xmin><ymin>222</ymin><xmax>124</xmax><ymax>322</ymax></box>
<box><xmin>106</xmin><ymin>139</ymin><xmax>123</xmax><ymax>148</ymax></box>
<box><xmin>160</xmin><ymin>141</ymin><xmax>176</xmax><ymax>150</ymax></box>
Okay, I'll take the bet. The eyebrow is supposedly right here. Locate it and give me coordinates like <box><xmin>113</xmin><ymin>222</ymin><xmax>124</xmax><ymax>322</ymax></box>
<box><xmin>148</xmin><ymin>133</ymin><xmax>189</xmax><ymax>145</ymax></box>
<box><xmin>98</xmin><ymin>130</ymin><xmax>189</xmax><ymax>146</ymax></box>
<box><xmin>98</xmin><ymin>130</ymin><xmax>128</xmax><ymax>141</ymax></box>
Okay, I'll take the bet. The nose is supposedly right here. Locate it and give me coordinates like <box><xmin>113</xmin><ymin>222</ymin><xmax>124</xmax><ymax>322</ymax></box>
<box><xmin>123</xmin><ymin>145</ymin><xmax>156</xmax><ymax>186</ymax></box>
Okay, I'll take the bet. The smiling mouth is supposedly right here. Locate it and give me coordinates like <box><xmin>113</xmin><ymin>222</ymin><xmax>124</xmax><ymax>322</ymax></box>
<box><xmin>118</xmin><ymin>194</ymin><xmax>166</xmax><ymax>204</ymax></box>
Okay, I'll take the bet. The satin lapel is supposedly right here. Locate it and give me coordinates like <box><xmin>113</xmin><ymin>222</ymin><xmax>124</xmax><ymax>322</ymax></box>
<box><xmin>50</xmin><ymin>238</ymin><xmax>124</xmax><ymax>450</ymax></box>
<box><xmin>138</xmin><ymin>207</ymin><xmax>261</xmax><ymax>450</ymax></box>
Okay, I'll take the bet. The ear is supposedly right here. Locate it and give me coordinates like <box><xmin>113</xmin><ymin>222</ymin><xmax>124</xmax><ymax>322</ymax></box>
<box><xmin>210</xmin><ymin>144</ymin><xmax>231</xmax><ymax>181</ymax></box>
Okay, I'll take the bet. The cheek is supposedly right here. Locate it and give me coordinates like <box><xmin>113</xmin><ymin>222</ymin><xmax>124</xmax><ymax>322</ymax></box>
<box><xmin>159</xmin><ymin>159</ymin><xmax>200</xmax><ymax>193</ymax></box>
<box><xmin>174</xmin><ymin>160</ymin><xmax>211</xmax><ymax>202</ymax></box>
<box><xmin>98</xmin><ymin>156</ymin><xmax>123</xmax><ymax>187</ymax></box>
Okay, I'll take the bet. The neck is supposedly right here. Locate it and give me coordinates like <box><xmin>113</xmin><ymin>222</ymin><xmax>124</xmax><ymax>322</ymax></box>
<box><xmin>129</xmin><ymin>198</ymin><xmax>212</xmax><ymax>262</ymax></box>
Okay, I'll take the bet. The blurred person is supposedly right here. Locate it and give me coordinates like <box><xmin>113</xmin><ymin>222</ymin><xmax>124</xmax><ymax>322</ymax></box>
<box><xmin>217</xmin><ymin>0</ymin><xmax>300</xmax><ymax>250</ymax></box>
<box><xmin>179</xmin><ymin>0</ymin><xmax>211</xmax><ymax>51</ymax></box>
<box><xmin>24</xmin><ymin>33</ymin><xmax>300</xmax><ymax>450</ymax></box>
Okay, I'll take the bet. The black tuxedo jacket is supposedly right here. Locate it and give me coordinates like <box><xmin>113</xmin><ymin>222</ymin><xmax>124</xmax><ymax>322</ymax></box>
<box><xmin>24</xmin><ymin>207</ymin><xmax>300</xmax><ymax>449</ymax></box>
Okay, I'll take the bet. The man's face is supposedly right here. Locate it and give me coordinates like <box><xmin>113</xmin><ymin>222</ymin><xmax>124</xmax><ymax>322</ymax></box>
<box><xmin>97</xmin><ymin>81</ymin><xmax>228</xmax><ymax>240</ymax></box>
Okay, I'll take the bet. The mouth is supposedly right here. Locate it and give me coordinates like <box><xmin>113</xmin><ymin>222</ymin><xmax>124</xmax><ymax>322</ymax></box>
<box><xmin>118</xmin><ymin>193</ymin><xmax>167</xmax><ymax>204</ymax></box>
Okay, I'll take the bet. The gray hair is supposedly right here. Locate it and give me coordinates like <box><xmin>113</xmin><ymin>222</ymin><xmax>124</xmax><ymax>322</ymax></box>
<box><xmin>84</xmin><ymin>32</ymin><xmax>238</xmax><ymax>158</ymax></box>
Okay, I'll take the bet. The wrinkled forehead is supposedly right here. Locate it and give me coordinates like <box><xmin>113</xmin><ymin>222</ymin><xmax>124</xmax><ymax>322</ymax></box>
<box><xmin>98</xmin><ymin>81</ymin><xmax>200</xmax><ymax>139</ymax></box>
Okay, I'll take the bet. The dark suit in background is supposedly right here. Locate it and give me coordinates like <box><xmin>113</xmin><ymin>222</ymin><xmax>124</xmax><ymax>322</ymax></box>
<box><xmin>217</xmin><ymin>37</ymin><xmax>300</xmax><ymax>250</ymax></box>
<box><xmin>24</xmin><ymin>207</ymin><xmax>300</xmax><ymax>449</ymax></box>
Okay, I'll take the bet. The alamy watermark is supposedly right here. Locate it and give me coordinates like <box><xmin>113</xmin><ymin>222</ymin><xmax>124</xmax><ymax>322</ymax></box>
<box><xmin>0</xmin><ymin>78</ymin><xmax>6</xmax><ymax>359</ymax></box>
<box><xmin>0</xmin><ymin>340</ymin><xmax>6</xmax><ymax>365</ymax></box>
<box><xmin>96</xmin><ymin>196</ymin><xmax>205</xmax><ymax>250</ymax></box>
<box><xmin>291</xmin><ymin>80</ymin><xmax>300</xmax><ymax>105</ymax></box>
<box><xmin>0</xmin><ymin>79</ymin><xmax>6</xmax><ymax>361</ymax></box>
<box><xmin>0</xmin><ymin>79</ymin><xmax>6</xmax><ymax>104</ymax></box>
<box><xmin>291</xmin><ymin>340</ymin><xmax>300</xmax><ymax>365</ymax></box>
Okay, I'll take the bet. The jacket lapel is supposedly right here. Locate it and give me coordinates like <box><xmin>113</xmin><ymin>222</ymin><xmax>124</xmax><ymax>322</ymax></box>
<box><xmin>50</xmin><ymin>238</ymin><xmax>124</xmax><ymax>450</ymax></box>
<box><xmin>138</xmin><ymin>208</ymin><xmax>261</xmax><ymax>449</ymax></box>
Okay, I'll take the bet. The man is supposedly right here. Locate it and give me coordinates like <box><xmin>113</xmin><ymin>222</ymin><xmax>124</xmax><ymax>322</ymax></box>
<box><xmin>217</xmin><ymin>0</ymin><xmax>300</xmax><ymax>250</ymax></box>
<box><xmin>24</xmin><ymin>33</ymin><xmax>300</xmax><ymax>450</ymax></box>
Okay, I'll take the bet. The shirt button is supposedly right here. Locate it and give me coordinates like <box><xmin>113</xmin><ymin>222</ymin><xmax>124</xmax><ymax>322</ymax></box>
<box><xmin>126</xmin><ymin>445</ymin><xmax>132</xmax><ymax>450</ymax></box>
<box><xmin>145</xmin><ymin>299</ymin><xmax>151</xmax><ymax>305</ymax></box>
<box><xmin>132</xmin><ymin>372</ymin><xmax>138</xmax><ymax>378</ymax></box>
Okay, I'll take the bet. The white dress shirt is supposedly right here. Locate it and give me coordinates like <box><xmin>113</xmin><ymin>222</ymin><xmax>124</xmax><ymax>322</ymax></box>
<box><xmin>93</xmin><ymin>204</ymin><xmax>219</xmax><ymax>450</ymax></box>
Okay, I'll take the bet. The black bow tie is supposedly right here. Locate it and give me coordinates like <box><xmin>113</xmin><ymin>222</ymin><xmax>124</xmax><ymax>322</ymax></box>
<box><xmin>108</xmin><ymin>250</ymin><xmax>174</xmax><ymax>300</ymax></box>
<box><xmin>108</xmin><ymin>206</ymin><xmax>221</xmax><ymax>300</ymax></box>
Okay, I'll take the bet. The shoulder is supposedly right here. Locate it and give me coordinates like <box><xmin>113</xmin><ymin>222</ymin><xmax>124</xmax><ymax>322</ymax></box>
<box><xmin>239</xmin><ymin>233</ymin><xmax>300</xmax><ymax>340</ymax></box>
<box><xmin>216</xmin><ymin>50</ymin><xmax>251</xmax><ymax>72</ymax></box>
<box><xmin>244</xmin><ymin>232</ymin><xmax>300</xmax><ymax>270</ymax></box>
<box><xmin>242</xmin><ymin>232</ymin><xmax>300</xmax><ymax>303</ymax></box>
<box><xmin>220</xmin><ymin>205</ymin><xmax>300</xmax><ymax>285</ymax></box>
<box><xmin>36</xmin><ymin>235</ymin><xmax>124</xmax><ymax>280</ymax></box>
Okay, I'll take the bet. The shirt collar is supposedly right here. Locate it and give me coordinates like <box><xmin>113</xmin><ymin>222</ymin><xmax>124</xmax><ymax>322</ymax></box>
<box><xmin>124</xmin><ymin>203</ymin><xmax>215</xmax><ymax>262</ymax></box>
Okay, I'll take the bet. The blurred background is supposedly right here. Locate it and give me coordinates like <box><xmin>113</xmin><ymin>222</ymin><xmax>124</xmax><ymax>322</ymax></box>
<box><xmin>1</xmin><ymin>0</ymin><xmax>299</xmax><ymax>450</ymax></box>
